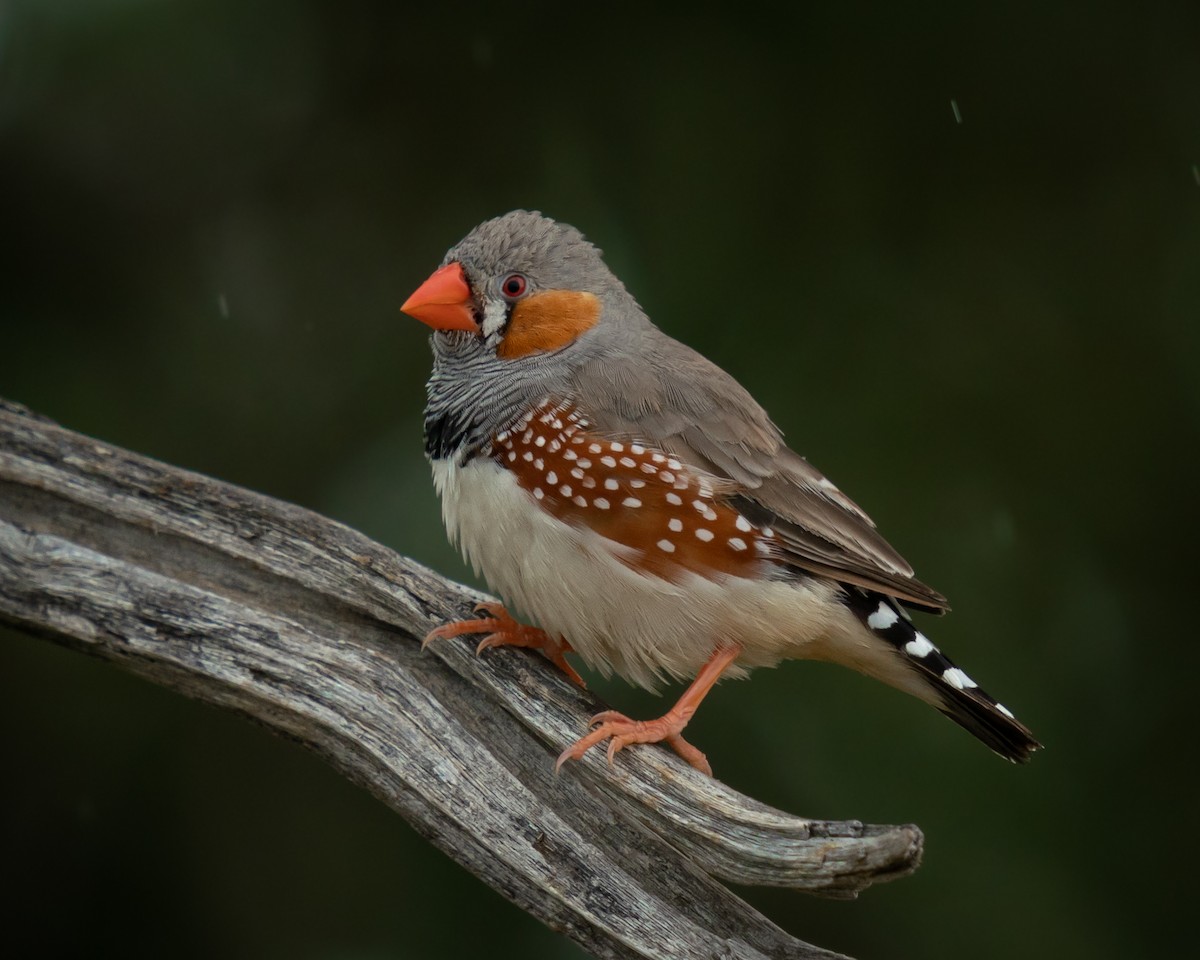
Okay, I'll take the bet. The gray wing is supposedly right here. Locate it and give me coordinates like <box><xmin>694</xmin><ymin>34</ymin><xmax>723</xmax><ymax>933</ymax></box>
<box><xmin>569</xmin><ymin>329</ymin><xmax>949</xmax><ymax>613</ymax></box>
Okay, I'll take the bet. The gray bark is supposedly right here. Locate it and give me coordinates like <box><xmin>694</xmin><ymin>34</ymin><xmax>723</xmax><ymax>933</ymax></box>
<box><xmin>0</xmin><ymin>397</ymin><xmax>922</xmax><ymax>960</ymax></box>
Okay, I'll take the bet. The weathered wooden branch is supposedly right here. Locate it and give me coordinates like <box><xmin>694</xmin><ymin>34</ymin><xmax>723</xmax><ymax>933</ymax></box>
<box><xmin>0</xmin><ymin>397</ymin><xmax>922</xmax><ymax>960</ymax></box>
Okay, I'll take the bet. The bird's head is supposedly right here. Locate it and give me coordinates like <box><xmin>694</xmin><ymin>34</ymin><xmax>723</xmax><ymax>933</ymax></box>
<box><xmin>401</xmin><ymin>210</ymin><xmax>640</xmax><ymax>364</ymax></box>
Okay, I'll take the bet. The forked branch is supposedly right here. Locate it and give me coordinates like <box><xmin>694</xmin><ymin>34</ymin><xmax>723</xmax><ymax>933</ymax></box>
<box><xmin>0</xmin><ymin>398</ymin><xmax>922</xmax><ymax>960</ymax></box>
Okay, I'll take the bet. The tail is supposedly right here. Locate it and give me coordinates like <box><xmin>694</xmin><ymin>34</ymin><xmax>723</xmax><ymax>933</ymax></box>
<box><xmin>844</xmin><ymin>589</ymin><xmax>1041</xmax><ymax>762</ymax></box>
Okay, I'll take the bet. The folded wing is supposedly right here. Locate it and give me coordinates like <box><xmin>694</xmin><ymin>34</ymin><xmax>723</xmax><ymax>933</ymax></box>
<box><xmin>570</xmin><ymin>330</ymin><xmax>949</xmax><ymax>613</ymax></box>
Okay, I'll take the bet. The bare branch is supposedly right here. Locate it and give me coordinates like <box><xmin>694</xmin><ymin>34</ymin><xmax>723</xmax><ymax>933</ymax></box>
<box><xmin>0</xmin><ymin>398</ymin><xmax>922</xmax><ymax>959</ymax></box>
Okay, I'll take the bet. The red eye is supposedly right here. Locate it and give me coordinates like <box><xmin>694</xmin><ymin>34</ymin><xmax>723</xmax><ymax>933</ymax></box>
<box><xmin>501</xmin><ymin>274</ymin><xmax>527</xmax><ymax>299</ymax></box>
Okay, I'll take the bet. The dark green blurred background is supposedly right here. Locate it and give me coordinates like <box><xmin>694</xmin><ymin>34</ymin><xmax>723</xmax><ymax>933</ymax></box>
<box><xmin>2</xmin><ymin>1</ymin><xmax>1197</xmax><ymax>957</ymax></box>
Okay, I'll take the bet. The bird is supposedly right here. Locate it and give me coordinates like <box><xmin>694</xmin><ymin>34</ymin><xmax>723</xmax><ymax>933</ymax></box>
<box><xmin>402</xmin><ymin>210</ymin><xmax>1039</xmax><ymax>776</ymax></box>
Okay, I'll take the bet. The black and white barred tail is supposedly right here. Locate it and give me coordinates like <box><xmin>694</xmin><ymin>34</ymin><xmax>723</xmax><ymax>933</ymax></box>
<box><xmin>844</xmin><ymin>589</ymin><xmax>1041</xmax><ymax>762</ymax></box>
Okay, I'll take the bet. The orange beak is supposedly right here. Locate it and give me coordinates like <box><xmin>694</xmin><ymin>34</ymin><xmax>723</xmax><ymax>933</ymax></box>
<box><xmin>401</xmin><ymin>262</ymin><xmax>476</xmax><ymax>331</ymax></box>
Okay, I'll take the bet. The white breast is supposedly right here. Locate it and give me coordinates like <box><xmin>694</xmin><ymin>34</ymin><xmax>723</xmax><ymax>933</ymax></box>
<box><xmin>430</xmin><ymin>455</ymin><xmax>920</xmax><ymax>694</ymax></box>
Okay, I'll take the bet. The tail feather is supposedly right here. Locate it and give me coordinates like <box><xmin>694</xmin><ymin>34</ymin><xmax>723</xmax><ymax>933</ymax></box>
<box><xmin>844</xmin><ymin>589</ymin><xmax>1041</xmax><ymax>762</ymax></box>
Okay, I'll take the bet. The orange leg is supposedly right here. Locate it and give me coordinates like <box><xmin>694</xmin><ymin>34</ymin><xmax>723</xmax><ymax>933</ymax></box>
<box><xmin>423</xmin><ymin>602</ymin><xmax>586</xmax><ymax>688</ymax></box>
<box><xmin>555</xmin><ymin>644</ymin><xmax>741</xmax><ymax>777</ymax></box>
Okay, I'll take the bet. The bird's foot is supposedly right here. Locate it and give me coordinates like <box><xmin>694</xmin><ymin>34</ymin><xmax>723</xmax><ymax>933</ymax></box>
<box><xmin>555</xmin><ymin>708</ymin><xmax>712</xmax><ymax>777</ymax></box>
<box><xmin>554</xmin><ymin>644</ymin><xmax>741</xmax><ymax>777</ymax></box>
<box><xmin>423</xmin><ymin>602</ymin><xmax>586</xmax><ymax>688</ymax></box>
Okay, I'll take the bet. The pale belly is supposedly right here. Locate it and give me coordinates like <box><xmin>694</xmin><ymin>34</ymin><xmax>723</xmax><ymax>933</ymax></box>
<box><xmin>430</xmin><ymin>456</ymin><xmax>904</xmax><ymax>693</ymax></box>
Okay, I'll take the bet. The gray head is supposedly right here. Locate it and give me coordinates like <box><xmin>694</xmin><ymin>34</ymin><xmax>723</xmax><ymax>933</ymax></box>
<box><xmin>445</xmin><ymin>210</ymin><xmax>615</xmax><ymax>296</ymax></box>
<box><xmin>403</xmin><ymin>210</ymin><xmax>644</xmax><ymax>357</ymax></box>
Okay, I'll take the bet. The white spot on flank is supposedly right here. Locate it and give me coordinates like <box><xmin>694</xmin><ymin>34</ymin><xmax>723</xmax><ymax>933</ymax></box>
<box><xmin>620</xmin><ymin>457</ymin><xmax>636</xmax><ymax>468</ymax></box>
<box><xmin>600</xmin><ymin>456</ymin><xmax>617</xmax><ymax>468</ymax></box>
<box><xmin>735</xmin><ymin>516</ymin><xmax>752</xmax><ymax>533</ymax></box>
<box><xmin>508</xmin><ymin>452</ymin><xmax>516</xmax><ymax>462</ymax></box>
<box><xmin>666</xmin><ymin>492</ymin><xmax>682</xmax><ymax>505</ymax></box>
<box><xmin>534</xmin><ymin>458</ymin><xmax>544</xmax><ymax>470</ymax></box>
<box><xmin>552</xmin><ymin>419</ymin><xmax>563</xmax><ymax>430</ymax></box>
<box><xmin>668</xmin><ymin>518</ymin><xmax>683</xmax><ymax>532</ymax></box>
<box><xmin>604</xmin><ymin>478</ymin><xmax>619</xmax><ymax>490</ymax></box>
<box><xmin>571</xmin><ymin>468</ymin><xmax>584</xmax><ymax>480</ymax></box>
<box><xmin>546</xmin><ymin>471</ymin><xmax>557</xmax><ymax>485</ymax></box>
<box><xmin>762</xmin><ymin>527</ymin><xmax>775</xmax><ymax>538</ymax></box>
<box><xmin>522</xmin><ymin>430</ymin><xmax>533</xmax><ymax>444</ymax></box>
<box><xmin>640</xmin><ymin>462</ymin><xmax>658</xmax><ymax>474</ymax></box>
<box><xmin>610</xmin><ymin>441</ymin><xmax>624</xmax><ymax>452</ymax></box>
<box><xmin>695</xmin><ymin>528</ymin><xmax>714</xmax><ymax>542</ymax></box>
<box><xmin>588</xmin><ymin>443</ymin><xmax>602</xmax><ymax>454</ymax></box>
<box><xmin>576</xmin><ymin>459</ymin><xmax>591</xmax><ymax>469</ymax></box>
<box><xmin>943</xmin><ymin>667</ymin><xmax>977</xmax><ymax>689</ymax></box>
<box><xmin>559</xmin><ymin>485</ymin><xmax>572</xmax><ymax>497</ymax></box>
<box><xmin>533</xmin><ymin>488</ymin><xmax>544</xmax><ymax>500</ymax></box>
<box><xmin>630</xmin><ymin>444</ymin><xmax>645</xmax><ymax>455</ymax></box>
<box><xmin>657</xmin><ymin>539</ymin><xmax>675</xmax><ymax>553</ymax></box>
<box><xmin>581</xmin><ymin>476</ymin><xmax>596</xmax><ymax>488</ymax></box>
<box><xmin>523</xmin><ymin>451</ymin><xmax>533</xmax><ymax>462</ymax></box>
<box><xmin>905</xmin><ymin>633</ymin><xmax>935</xmax><ymax>658</ymax></box>
<box><xmin>594</xmin><ymin>497</ymin><xmax>610</xmax><ymax>509</ymax></box>
<box><xmin>548</xmin><ymin>439</ymin><xmax>561</xmax><ymax>452</ymax></box>
<box><xmin>573</xmin><ymin>495</ymin><xmax>587</xmax><ymax>507</ymax></box>
<box><xmin>630</xmin><ymin>479</ymin><xmax>646</xmax><ymax>488</ymax></box>
<box><xmin>496</xmin><ymin>432</ymin><xmax>509</xmax><ymax>442</ymax></box>
<box><xmin>996</xmin><ymin>703</ymin><xmax>1015</xmax><ymax>719</ymax></box>
<box><xmin>563</xmin><ymin>449</ymin><xmax>577</xmax><ymax>461</ymax></box>
<box><xmin>623</xmin><ymin>497</ymin><xmax>642</xmax><ymax>508</ymax></box>
<box><xmin>652</xmin><ymin>454</ymin><xmax>665</xmax><ymax>464</ymax></box>
<box><xmin>535</xmin><ymin>435</ymin><xmax>546</xmax><ymax>447</ymax></box>
<box><xmin>667</xmin><ymin>459</ymin><xmax>682</xmax><ymax>471</ymax></box>
<box><xmin>659</xmin><ymin>471</ymin><xmax>675</xmax><ymax>483</ymax></box>
<box><xmin>728</xmin><ymin>537</ymin><xmax>748</xmax><ymax>551</ymax></box>
<box><xmin>867</xmin><ymin>601</ymin><xmax>899</xmax><ymax>631</ymax></box>
<box><xmin>702</xmin><ymin>507</ymin><xmax>718</xmax><ymax>522</ymax></box>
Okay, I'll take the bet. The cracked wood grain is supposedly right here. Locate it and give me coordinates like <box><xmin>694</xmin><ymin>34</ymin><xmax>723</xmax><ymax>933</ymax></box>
<box><xmin>0</xmin><ymin>397</ymin><xmax>923</xmax><ymax>960</ymax></box>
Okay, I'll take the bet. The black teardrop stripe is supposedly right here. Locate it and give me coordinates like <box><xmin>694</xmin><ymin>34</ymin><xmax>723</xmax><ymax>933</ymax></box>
<box><xmin>424</xmin><ymin>407</ymin><xmax>480</xmax><ymax>461</ymax></box>
<box><xmin>840</xmin><ymin>587</ymin><xmax>1041</xmax><ymax>762</ymax></box>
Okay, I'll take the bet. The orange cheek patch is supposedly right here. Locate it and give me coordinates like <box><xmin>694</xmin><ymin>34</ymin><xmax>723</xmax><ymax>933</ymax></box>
<box><xmin>497</xmin><ymin>290</ymin><xmax>601</xmax><ymax>359</ymax></box>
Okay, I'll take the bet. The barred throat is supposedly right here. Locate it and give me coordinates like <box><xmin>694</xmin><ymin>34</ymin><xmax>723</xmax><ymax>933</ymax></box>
<box><xmin>423</xmin><ymin>331</ymin><xmax>576</xmax><ymax>462</ymax></box>
<box><xmin>843</xmin><ymin>589</ymin><xmax>1041</xmax><ymax>762</ymax></box>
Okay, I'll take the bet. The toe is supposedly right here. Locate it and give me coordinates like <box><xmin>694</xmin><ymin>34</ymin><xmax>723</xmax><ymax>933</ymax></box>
<box><xmin>588</xmin><ymin>710</ymin><xmax>630</xmax><ymax>727</ymax></box>
<box><xmin>475</xmin><ymin>633</ymin><xmax>505</xmax><ymax>655</ymax></box>
<box><xmin>421</xmin><ymin>625</ymin><xmax>455</xmax><ymax>649</ymax></box>
<box><xmin>473</xmin><ymin>601</ymin><xmax>510</xmax><ymax>622</ymax></box>
<box><xmin>421</xmin><ymin>617</ymin><xmax>495</xmax><ymax>649</ymax></box>
<box><xmin>666</xmin><ymin>734</ymin><xmax>712</xmax><ymax>776</ymax></box>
